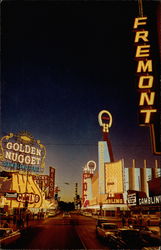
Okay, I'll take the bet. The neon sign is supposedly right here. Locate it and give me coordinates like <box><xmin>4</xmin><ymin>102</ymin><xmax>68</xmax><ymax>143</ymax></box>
<box><xmin>5</xmin><ymin>142</ymin><xmax>42</xmax><ymax>165</ymax></box>
<box><xmin>84</xmin><ymin>160</ymin><xmax>96</xmax><ymax>174</ymax></box>
<box><xmin>105</xmin><ymin>198</ymin><xmax>124</xmax><ymax>204</ymax></box>
<box><xmin>98</xmin><ymin>110</ymin><xmax>112</xmax><ymax>133</ymax></box>
<box><xmin>133</xmin><ymin>17</ymin><xmax>161</xmax><ymax>155</ymax></box>
<box><xmin>127</xmin><ymin>193</ymin><xmax>137</xmax><ymax>206</ymax></box>
<box><xmin>82</xmin><ymin>161</ymin><xmax>95</xmax><ymax>207</ymax></box>
<box><xmin>98</xmin><ymin>110</ymin><xmax>114</xmax><ymax>161</ymax></box>
<box><xmin>134</xmin><ymin>17</ymin><xmax>157</xmax><ymax>123</ymax></box>
<box><xmin>17</xmin><ymin>193</ymin><xmax>40</xmax><ymax>204</ymax></box>
<box><xmin>48</xmin><ymin>167</ymin><xmax>55</xmax><ymax>198</ymax></box>
<box><xmin>0</xmin><ymin>132</ymin><xmax>46</xmax><ymax>173</ymax></box>
<box><xmin>139</xmin><ymin>195</ymin><xmax>161</xmax><ymax>205</ymax></box>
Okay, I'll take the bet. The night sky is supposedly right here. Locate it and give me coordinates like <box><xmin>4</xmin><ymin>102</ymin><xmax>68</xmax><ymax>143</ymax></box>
<box><xmin>1</xmin><ymin>1</ymin><xmax>161</xmax><ymax>201</ymax></box>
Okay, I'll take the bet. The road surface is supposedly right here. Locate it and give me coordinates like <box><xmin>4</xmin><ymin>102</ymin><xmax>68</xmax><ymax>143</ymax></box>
<box><xmin>4</xmin><ymin>213</ymin><xmax>110</xmax><ymax>249</ymax></box>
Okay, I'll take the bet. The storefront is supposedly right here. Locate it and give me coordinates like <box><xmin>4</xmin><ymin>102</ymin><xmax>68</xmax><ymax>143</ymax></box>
<box><xmin>0</xmin><ymin>132</ymin><xmax>54</xmax><ymax>217</ymax></box>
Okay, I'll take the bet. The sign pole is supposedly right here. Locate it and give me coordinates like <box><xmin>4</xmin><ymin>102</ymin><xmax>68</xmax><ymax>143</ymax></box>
<box><xmin>25</xmin><ymin>167</ymin><xmax>29</xmax><ymax>209</ymax></box>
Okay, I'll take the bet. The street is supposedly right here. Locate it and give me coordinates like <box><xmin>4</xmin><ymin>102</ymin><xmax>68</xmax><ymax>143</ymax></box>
<box><xmin>4</xmin><ymin>214</ymin><xmax>109</xmax><ymax>249</ymax></box>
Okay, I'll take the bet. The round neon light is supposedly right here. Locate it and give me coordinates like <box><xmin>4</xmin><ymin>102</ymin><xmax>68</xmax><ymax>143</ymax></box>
<box><xmin>86</xmin><ymin>160</ymin><xmax>96</xmax><ymax>173</ymax></box>
<box><xmin>98</xmin><ymin>110</ymin><xmax>112</xmax><ymax>133</ymax></box>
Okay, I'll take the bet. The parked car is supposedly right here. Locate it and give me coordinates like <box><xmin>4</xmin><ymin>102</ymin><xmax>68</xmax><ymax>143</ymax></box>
<box><xmin>96</xmin><ymin>223</ymin><xmax>118</xmax><ymax>241</ymax></box>
<box><xmin>142</xmin><ymin>247</ymin><xmax>160</xmax><ymax>250</ymax></box>
<box><xmin>132</xmin><ymin>225</ymin><xmax>151</xmax><ymax>231</ymax></box>
<box><xmin>0</xmin><ymin>228</ymin><xmax>21</xmax><ymax>247</ymax></box>
<box><xmin>96</xmin><ymin>217</ymin><xmax>110</xmax><ymax>228</ymax></box>
<box><xmin>109</xmin><ymin>227</ymin><xmax>161</xmax><ymax>249</ymax></box>
<box><xmin>147</xmin><ymin>216</ymin><xmax>160</xmax><ymax>226</ymax></box>
<box><xmin>132</xmin><ymin>224</ymin><xmax>158</xmax><ymax>232</ymax></box>
<box><xmin>108</xmin><ymin>228</ymin><xmax>146</xmax><ymax>249</ymax></box>
<box><xmin>139</xmin><ymin>228</ymin><xmax>161</xmax><ymax>247</ymax></box>
<box><xmin>82</xmin><ymin>212</ymin><xmax>92</xmax><ymax>217</ymax></box>
<box><xmin>131</xmin><ymin>215</ymin><xmax>160</xmax><ymax>226</ymax></box>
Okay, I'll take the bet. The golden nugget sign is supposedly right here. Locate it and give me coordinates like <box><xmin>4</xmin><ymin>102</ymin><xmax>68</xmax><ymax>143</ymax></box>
<box><xmin>0</xmin><ymin>132</ymin><xmax>46</xmax><ymax>173</ymax></box>
<box><xmin>133</xmin><ymin>17</ymin><xmax>160</xmax><ymax>155</ymax></box>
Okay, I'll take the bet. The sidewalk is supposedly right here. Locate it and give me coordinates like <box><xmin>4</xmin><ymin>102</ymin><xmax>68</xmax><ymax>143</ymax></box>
<box><xmin>0</xmin><ymin>218</ymin><xmax>46</xmax><ymax>232</ymax></box>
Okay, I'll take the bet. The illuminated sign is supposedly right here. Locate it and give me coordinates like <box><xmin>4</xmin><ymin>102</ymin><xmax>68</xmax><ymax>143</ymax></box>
<box><xmin>98</xmin><ymin>110</ymin><xmax>112</xmax><ymax>133</ymax></box>
<box><xmin>102</xmin><ymin>193</ymin><xmax>124</xmax><ymax>204</ymax></box>
<box><xmin>82</xmin><ymin>164</ymin><xmax>93</xmax><ymax>207</ymax></box>
<box><xmin>133</xmin><ymin>17</ymin><xmax>157</xmax><ymax>123</ymax></box>
<box><xmin>5</xmin><ymin>192</ymin><xmax>18</xmax><ymax>199</ymax></box>
<box><xmin>84</xmin><ymin>160</ymin><xmax>96</xmax><ymax>174</ymax></box>
<box><xmin>139</xmin><ymin>195</ymin><xmax>161</xmax><ymax>205</ymax></box>
<box><xmin>83</xmin><ymin>200</ymin><xmax>89</xmax><ymax>207</ymax></box>
<box><xmin>98</xmin><ymin>142</ymin><xmax>105</xmax><ymax>194</ymax></box>
<box><xmin>11</xmin><ymin>172</ymin><xmax>44</xmax><ymax>208</ymax></box>
<box><xmin>82</xmin><ymin>161</ymin><xmax>96</xmax><ymax>206</ymax></box>
<box><xmin>82</xmin><ymin>172</ymin><xmax>91</xmax><ymax>204</ymax></box>
<box><xmin>17</xmin><ymin>193</ymin><xmax>40</xmax><ymax>204</ymax></box>
<box><xmin>48</xmin><ymin>167</ymin><xmax>55</xmax><ymax>198</ymax></box>
<box><xmin>127</xmin><ymin>193</ymin><xmax>137</xmax><ymax>206</ymax></box>
<box><xmin>98</xmin><ymin>141</ymin><xmax>110</xmax><ymax>195</ymax></box>
<box><xmin>0</xmin><ymin>132</ymin><xmax>46</xmax><ymax>173</ymax></box>
<box><xmin>133</xmin><ymin>17</ymin><xmax>161</xmax><ymax>155</ymax></box>
<box><xmin>105</xmin><ymin>198</ymin><xmax>124</xmax><ymax>204</ymax></box>
<box><xmin>98</xmin><ymin>110</ymin><xmax>114</xmax><ymax>161</ymax></box>
<box><xmin>33</xmin><ymin>175</ymin><xmax>49</xmax><ymax>188</ymax></box>
<box><xmin>105</xmin><ymin>160</ymin><xmax>124</xmax><ymax>195</ymax></box>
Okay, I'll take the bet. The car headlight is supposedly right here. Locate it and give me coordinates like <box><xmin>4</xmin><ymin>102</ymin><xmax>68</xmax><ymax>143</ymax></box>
<box><xmin>105</xmin><ymin>232</ymin><xmax>112</xmax><ymax>236</ymax></box>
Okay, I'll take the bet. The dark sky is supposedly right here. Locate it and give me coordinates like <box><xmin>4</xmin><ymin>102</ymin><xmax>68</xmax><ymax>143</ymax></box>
<box><xmin>1</xmin><ymin>1</ymin><xmax>160</xmax><ymax>201</ymax></box>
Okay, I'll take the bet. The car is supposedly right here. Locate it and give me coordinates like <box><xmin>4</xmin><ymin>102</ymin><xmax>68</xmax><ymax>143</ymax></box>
<box><xmin>96</xmin><ymin>217</ymin><xmax>110</xmax><ymax>228</ymax></box>
<box><xmin>132</xmin><ymin>215</ymin><xmax>160</xmax><ymax>226</ymax></box>
<box><xmin>81</xmin><ymin>212</ymin><xmax>92</xmax><ymax>217</ymax></box>
<box><xmin>109</xmin><ymin>227</ymin><xmax>161</xmax><ymax>249</ymax></box>
<box><xmin>132</xmin><ymin>225</ymin><xmax>160</xmax><ymax>236</ymax></box>
<box><xmin>147</xmin><ymin>216</ymin><xmax>160</xmax><ymax>226</ymax></box>
<box><xmin>132</xmin><ymin>225</ymin><xmax>152</xmax><ymax>231</ymax></box>
<box><xmin>142</xmin><ymin>247</ymin><xmax>160</xmax><ymax>250</ymax></box>
<box><xmin>139</xmin><ymin>228</ymin><xmax>161</xmax><ymax>247</ymax></box>
<box><xmin>108</xmin><ymin>228</ymin><xmax>146</xmax><ymax>249</ymax></box>
<box><xmin>63</xmin><ymin>212</ymin><xmax>71</xmax><ymax>218</ymax></box>
<box><xmin>0</xmin><ymin>228</ymin><xmax>21</xmax><ymax>247</ymax></box>
<box><xmin>96</xmin><ymin>223</ymin><xmax>118</xmax><ymax>241</ymax></box>
<box><xmin>96</xmin><ymin>217</ymin><xmax>121</xmax><ymax>227</ymax></box>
